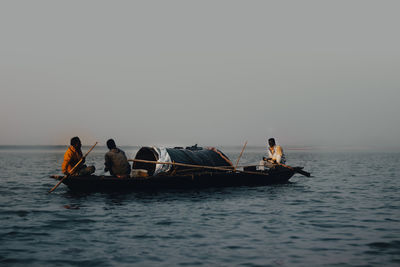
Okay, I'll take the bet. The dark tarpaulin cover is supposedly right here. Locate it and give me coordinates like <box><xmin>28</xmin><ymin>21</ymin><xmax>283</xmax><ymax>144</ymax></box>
<box><xmin>166</xmin><ymin>148</ymin><xmax>232</xmax><ymax>168</ymax></box>
<box><xmin>133</xmin><ymin>146</ymin><xmax>233</xmax><ymax>175</ymax></box>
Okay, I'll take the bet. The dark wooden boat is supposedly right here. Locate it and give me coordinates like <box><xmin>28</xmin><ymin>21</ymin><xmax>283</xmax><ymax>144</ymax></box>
<box><xmin>50</xmin><ymin>166</ymin><xmax>298</xmax><ymax>192</ymax></box>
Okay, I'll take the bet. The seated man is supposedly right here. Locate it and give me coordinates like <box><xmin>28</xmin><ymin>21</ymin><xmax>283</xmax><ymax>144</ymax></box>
<box><xmin>62</xmin><ymin>137</ymin><xmax>95</xmax><ymax>176</ymax></box>
<box><xmin>267</xmin><ymin>138</ymin><xmax>286</xmax><ymax>164</ymax></box>
<box><xmin>104</xmin><ymin>139</ymin><xmax>131</xmax><ymax>178</ymax></box>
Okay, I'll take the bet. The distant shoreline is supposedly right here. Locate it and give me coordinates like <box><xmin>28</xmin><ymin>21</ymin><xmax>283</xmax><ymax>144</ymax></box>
<box><xmin>1</xmin><ymin>145</ymin><xmax>399</xmax><ymax>152</ymax></box>
<box><xmin>0</xmin><ymin>145</ymin><xmax>313</xmax><ymax>151</ymax></box>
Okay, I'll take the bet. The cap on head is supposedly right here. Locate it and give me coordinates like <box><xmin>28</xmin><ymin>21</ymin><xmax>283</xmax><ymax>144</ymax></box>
<box><xmin>106</xmin><ymin>139</ymin><xmax>116</xmax><ymax>149</ymax></box>
<box><xmin>70</xmin><ymin>136</ymin><xmax>81</xmax><ymax>147</ymax></box>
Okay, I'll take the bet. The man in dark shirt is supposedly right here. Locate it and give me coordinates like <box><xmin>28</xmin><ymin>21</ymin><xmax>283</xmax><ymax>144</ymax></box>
<box><xmin>104</xmin><ymin>139</ymin><xmax>131</xmax><ymax>178</ymax></box>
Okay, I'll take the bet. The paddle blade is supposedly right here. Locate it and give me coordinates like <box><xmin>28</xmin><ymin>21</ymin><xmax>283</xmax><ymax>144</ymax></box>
<box><xmin>294</xmin><ymin>167</ymin><xmax>311</xmax><ymax>177</ymax></box>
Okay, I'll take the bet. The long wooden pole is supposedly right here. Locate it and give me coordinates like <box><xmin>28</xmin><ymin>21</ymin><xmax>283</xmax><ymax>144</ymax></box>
<box><xmin>129</xmin><ymin>159</ymin><xmax>232</xmax><ymax>171</ymax></box>
<box><xmin>234</xmin><ymin>141</ymin><xmax>247</xmax><ymax>172</ymax></box>
<box><xmin>49</xmin><ymin>142</ymin><xmax>98</xmax><ymax>193</ymax></box>
<box><xmin>128</xmin><ymin>158</ymin><xmax>269</xmax><ymax>176</ymax></box>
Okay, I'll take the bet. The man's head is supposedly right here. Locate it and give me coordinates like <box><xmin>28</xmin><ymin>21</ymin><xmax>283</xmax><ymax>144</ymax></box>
<box><xmin>262</xmin><ymin>156</ymin><xmax>267</xmax><ymax>161</ymax></box>
<box><xmin>70</xmin><ymin>136</ymin><xmax>81</xmax><ymax>149</ymax></box>
<box><xmin>268</xmin><ymin>138</ymin><xmax>276</xmax><ymax>147</ymax></box>
<box><xmin>106</xmin><ymin>139</ymin><xmax>116</xmax><ymax>150</ymax></box>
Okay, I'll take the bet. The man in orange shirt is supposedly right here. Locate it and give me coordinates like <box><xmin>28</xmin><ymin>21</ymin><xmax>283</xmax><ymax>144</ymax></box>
<box><xmin>62</xmin><ymin>137</ymin><xmax>95</xmax><ymax>176</ymax></box>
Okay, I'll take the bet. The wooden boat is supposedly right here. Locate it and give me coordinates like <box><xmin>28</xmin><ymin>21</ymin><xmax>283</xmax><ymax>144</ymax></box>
<box><xmin>50</xmin><ymin>145</ymin><xmax>310</xmax><ymax>192</ymax></box>
<box><xmin>49</xmin><ymin>166</ymin><xmax>299</xmax><ymax>192</ymax></box>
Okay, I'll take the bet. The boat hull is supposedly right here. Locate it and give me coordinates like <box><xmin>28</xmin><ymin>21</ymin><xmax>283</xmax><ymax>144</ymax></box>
<box><xmin>50</xmin><ymin>168</ymin><xmax>295</xmax><ymax>192</ymax></box>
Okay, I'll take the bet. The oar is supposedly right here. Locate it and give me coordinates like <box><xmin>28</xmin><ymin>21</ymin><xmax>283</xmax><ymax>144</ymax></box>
<box><xmin>128</xmin><ymin>159</ymin><xmax>269</xmax><ymax>176</ymax></box>
<box><xmin>276</xmin><ymin>162</ymin><xmax>311</xmax><ymax>177</ymax></box>
<box><xmin>234</xmin><ymin>141</ymin><xmax>247</xmax><ymax>172</ymax></box>
<box><xmin>49</xmin><ymin>142</ymin><xmax>98</xmax><ymax>193</ymax></box>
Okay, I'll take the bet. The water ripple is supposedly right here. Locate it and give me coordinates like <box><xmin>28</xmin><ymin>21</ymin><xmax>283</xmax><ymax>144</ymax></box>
<box><xmin>0</xmin><ymin>149</ymin><xmax>399</xmax><ymax>266</ymax></box>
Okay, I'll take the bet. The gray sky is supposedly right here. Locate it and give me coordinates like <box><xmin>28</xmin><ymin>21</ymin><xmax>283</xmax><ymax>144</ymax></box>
<box><xmin>1</xmin><ymin>0</ymin><xmax>399</xmax><ymax>148</ymax></box>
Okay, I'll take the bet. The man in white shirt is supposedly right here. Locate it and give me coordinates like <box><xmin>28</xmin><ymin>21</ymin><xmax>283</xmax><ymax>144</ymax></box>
<box><xmin>267</xmin><ymin>138</ymin><xmax>286</xmax><ymax>164</ymax></box>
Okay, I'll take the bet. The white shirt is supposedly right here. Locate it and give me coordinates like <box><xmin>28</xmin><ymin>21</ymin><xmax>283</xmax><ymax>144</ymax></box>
<box><xmin>268</xmin><ymin>145</ymin><xmax>286</xmax><ymax>164</ymax></box>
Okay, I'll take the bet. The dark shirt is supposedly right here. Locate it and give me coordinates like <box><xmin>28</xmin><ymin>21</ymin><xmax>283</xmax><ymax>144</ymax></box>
<box><xmin>104</xmin><ymin>148</ymin><xmax>131</xmax><ymax>177</ymax></box>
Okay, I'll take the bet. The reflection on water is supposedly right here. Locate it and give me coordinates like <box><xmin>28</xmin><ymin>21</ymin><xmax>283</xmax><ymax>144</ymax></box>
<box><xmin>0</xmin><ymin>148</ymin><xmax>399</xmax><ymax>266</ymax></box>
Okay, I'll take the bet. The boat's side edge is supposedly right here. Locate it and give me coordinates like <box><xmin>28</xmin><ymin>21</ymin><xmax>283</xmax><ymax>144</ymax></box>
<box><xmin>49</xmin><ymin>169</ymin><xmax>295</xmax><ymax>192</ymax></box>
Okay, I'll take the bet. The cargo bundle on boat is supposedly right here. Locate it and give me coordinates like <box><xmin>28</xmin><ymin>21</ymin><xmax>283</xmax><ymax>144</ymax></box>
<box><xmin>50</xmin><ymin>145</ymin><xmax>307</xmax><ymax>192</ymax></box>
<box><xmin>132</xmin><ymin>145</ymin><xmax>233</xmax><ymax>176</ymax></box>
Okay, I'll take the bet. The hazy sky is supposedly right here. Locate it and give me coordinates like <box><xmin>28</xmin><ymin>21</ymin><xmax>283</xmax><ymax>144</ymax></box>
<box><xmin>1</xmin><ymin>0</ymin><xmax>399</xmax><ymax>148</ymax></box>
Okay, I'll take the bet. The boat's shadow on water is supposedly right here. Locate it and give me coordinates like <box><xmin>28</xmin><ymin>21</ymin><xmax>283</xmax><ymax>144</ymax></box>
<box><xmin>60</xmin><ymin>181</ymin><xmax>302</xmax><ymax>204</ymax></box>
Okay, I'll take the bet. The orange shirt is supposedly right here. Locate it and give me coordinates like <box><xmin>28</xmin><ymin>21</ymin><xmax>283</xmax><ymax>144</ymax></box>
<box><xmin>62</xmin><ymin>145</ymin><xmax>83</xmax><ymax>174</ymax></box>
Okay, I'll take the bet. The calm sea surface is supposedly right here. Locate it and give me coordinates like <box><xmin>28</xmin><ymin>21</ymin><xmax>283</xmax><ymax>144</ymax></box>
<box><xmin>0</xmin><ymin>147</ymin><xmax>399</xmax><ymax>266</ymax></box>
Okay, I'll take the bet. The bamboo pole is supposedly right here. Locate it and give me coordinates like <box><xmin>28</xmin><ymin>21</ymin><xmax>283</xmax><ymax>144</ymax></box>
<box><xmin>276</xmin><ymin>162</ymin><xmax>311</xmax><ymax>177</ymax></box>
<box><xmin>128</xmin><ymin>158</ymin><xmax>269</xmax><ymax>176</ymax></box>
<box><xmin>49</xmin><ymin>142</ymin><xmax>98</xmax><ymax>193</ymax></box>
<box><xmin>234</xmin><ymin>141</ymin><xmax>247</xmax><ymax>172</ymax></box>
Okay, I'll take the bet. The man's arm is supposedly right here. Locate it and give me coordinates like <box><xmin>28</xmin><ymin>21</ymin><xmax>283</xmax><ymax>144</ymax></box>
<box><xmin>275</xmin><ymin>146</ymin><xmax>283</xmax><ymax>163</ymax></box>
<box><xmin>62</xmin><ymin>149</ymin><xmax>72</xmax><ymax>175</ymax></box>
<box><xmin>104</xmin><ymin>153</ymin><xmax>112</xmax><ymax>173</ymax></box>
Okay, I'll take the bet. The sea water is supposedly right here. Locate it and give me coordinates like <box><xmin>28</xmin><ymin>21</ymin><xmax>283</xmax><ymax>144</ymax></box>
<box><xmin>0</xmin><ymin>147</ymin><xmax>399</xmax><ymax>266</ymax></box>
